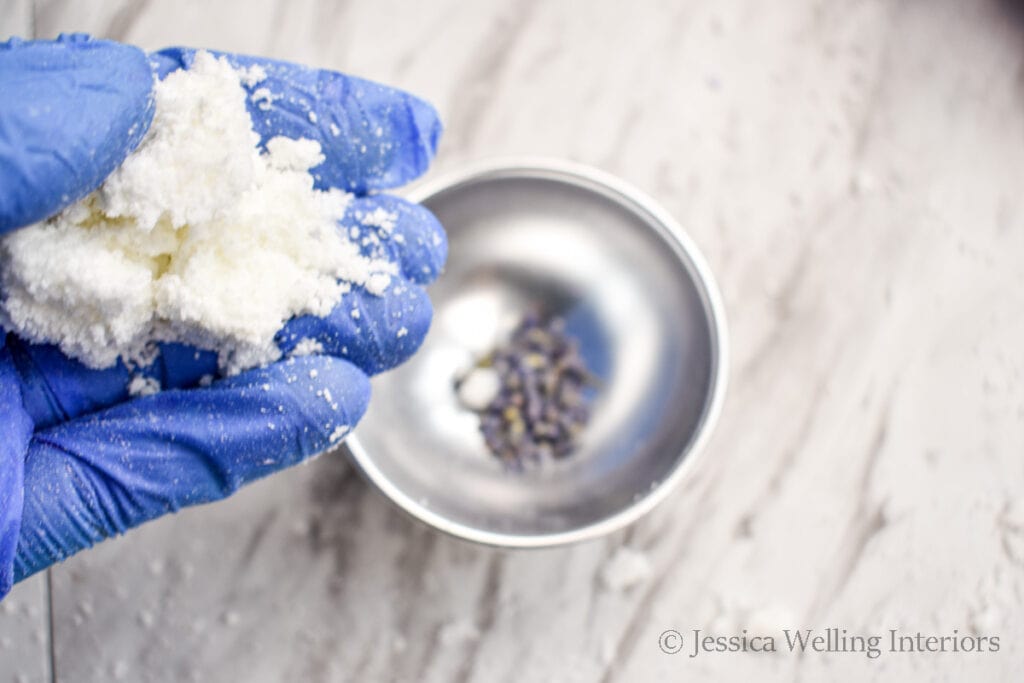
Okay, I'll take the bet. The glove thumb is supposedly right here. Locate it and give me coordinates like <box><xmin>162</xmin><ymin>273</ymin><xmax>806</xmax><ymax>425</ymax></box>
<box><xmin>13</xmin><ymin>355</ymin><xmax>368</xmax><ymax>583</ymax></box>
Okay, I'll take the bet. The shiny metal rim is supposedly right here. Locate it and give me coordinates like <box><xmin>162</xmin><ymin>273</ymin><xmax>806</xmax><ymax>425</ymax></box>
<box><xmin>343</xmin><ymin>157</ymin><xmax>730</xmax><ymax>548</ymax></box>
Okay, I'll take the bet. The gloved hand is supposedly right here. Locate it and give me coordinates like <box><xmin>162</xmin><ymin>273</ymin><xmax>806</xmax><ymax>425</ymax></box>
<box><xmin>0</xmin><ymin>34</ymin><xmax>447</xmax><ymax>598</ymax></box>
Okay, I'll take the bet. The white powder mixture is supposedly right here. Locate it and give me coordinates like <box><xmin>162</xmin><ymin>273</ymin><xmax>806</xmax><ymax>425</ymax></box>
<box><xmin>0</xmin><ymin>51</ymin><xmax>394</xmax><ymax>375</ymax></box>
<box><xmin>455</xmin><ymin>366</ymin><xmax>500</xmax><ymax>411</ymax></box>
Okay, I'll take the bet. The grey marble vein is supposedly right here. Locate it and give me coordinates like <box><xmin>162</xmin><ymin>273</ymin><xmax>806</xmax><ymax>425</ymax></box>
<box><xmin>440</xmin><ymin>0</ymin><xmax>542</xmax><ymax>157</ymax></box>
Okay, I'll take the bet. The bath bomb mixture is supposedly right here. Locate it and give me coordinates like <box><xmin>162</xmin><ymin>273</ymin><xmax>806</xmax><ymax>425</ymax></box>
<box><xmin>0</xmin><ymin>51</ymin><xmax>394</xmax><ymax>375</ymax></box>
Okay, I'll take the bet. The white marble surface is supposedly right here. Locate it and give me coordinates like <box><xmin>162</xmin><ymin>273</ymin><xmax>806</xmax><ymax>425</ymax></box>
<box><xmin>3</xmin><ymin>0</ymin><xmax>1024</xmax><ymax>680</ymax></box>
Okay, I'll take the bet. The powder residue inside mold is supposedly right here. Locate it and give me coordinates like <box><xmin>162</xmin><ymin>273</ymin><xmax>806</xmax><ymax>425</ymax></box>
<box><xmin>0</xmin><ymin>50</ymin><xmax>395</xmax><ymax>376</ymax></box>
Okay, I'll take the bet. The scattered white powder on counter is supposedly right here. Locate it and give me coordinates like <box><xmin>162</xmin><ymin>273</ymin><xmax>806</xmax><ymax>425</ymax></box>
<box><xmin>136</xmin><ymin>609</ymin><xmax>155</xmax><ymax>629</ymax></box>
<box><xmin>438</xmin><ymin>619</ymin><xmax>480</xmax><ymax>647</ymax></box>
<box><xmin>600</xmin><ymin>546</ymin><xmax>652</xmax><ymax>592</ymax></box>
<box><xmin>0</xmin><ymin>51</ymin><xmax>395</xmax><ymax>376</ymax></box>
<box><xmin>744</xmin><ymin>605</ymin><xmax>796</xmax><ymax>635</ymax></box>
<box><xmin>850</xmin><ymin>169</ymin><xmax>877</xmax><ymax>196</ymax></box>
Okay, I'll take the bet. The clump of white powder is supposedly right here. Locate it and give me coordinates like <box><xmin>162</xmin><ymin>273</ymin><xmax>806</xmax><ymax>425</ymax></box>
<box><xmin>328</xmin><ymin>425</ymin><xmax>350</xmax><ymax>444</ymax></box>
<box><xmin>127</xmin><ymin>375</ymin><xmax>161</xmax><ymax>398</ymax></box>
<box><xmin>455</xmin><ymin>366</ymin><xmax>500</xmax><ymax>411</ymax></box>
<box><xmin>600</xmin><ymin>546</ymin><xmax>652</xmax><ymax>592</ymax></box>
<box><xmin>0</xmin><ymin>51</ymin><xmax>395</xmax><ymax>375</ymax></box>
<box><xmin>438</xmin><ymin>618</ymin><xmax>480</xmax><ymax>647</ymax></box>
<box><xmin>289</xmin><ymin>337</ymin><xmax>324</xmax><ymax>357</ymax></box>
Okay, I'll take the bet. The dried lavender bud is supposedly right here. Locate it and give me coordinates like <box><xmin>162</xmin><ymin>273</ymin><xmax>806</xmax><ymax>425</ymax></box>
<box><xmin>524</xmin><ymin>388</ymin><xmax>543</xmax><ymax>423</ymax></box>
<box><xmin>454</xmin><ymin>313</ymin><xmax>595</xmax><ymax>467</ymax></box>
<box><xmin>534</xmin><ymin>422</ymin><xmax>557</xmax><ymax>439</ymax></box>
<box><xmin>554</xmin><ymin>440</ymin><xmax>575</xmax><ymax>458</ymax></box>
<box><xmin>553</xmin><ymin>381</ymin><xmax>574</xmax><ymax>407</ymax></box>
<box><xmin>524</xmin><ymin>329</ymin><xmax>549</xmax><ymax>350</ymax></box>
<box><xmin>523</xmin><ymin>352</ymin><xmax>546</xmax><ymax>369</ymax></box>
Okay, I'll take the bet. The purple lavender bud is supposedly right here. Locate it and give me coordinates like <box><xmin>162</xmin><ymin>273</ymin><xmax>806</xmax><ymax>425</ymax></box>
<box><xmin>460</xmin><ymin>313</ymin><xmax>593</xmax><ymax>466</ymax></box>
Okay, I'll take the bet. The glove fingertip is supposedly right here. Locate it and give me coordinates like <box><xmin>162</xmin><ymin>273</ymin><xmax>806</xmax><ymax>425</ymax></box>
<box><xmin>348</xmin><ymin>194</ymin><xmax>447</xmax><ymax>284</ymax></box>
<box><xmin>279</xmin><ymin>282</ymin><xmax>432</xmax><ymax>377</ymax></box>
<box><xmin>0</xmin><ymin>34</ymin><xmax>154</xmax><ymax>232</ymax></box>
<box><xmin>217</xmin><ymin>355</ymin><xmax>370</xmax><ymax>458</ymax></box>
<box><xmin>404</xmin><ymin>92</ymin><xmax>443</xmax><ymax>176</ymax></box>
<box><xmin>149</xmin><ymin>47</ymin><xmax>443</xmax><ymax>194</ymax></box>
<box><xmin>384</xmin><ymin>284</ymin><xmax>433</xmax><ymax>369</ymax></box>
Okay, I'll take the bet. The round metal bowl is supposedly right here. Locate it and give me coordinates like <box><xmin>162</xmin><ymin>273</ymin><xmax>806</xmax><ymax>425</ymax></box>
<box><xmin>343</xmin><ymin>158</ymin><xmax>728</xmax><ymax>547</ymax></box>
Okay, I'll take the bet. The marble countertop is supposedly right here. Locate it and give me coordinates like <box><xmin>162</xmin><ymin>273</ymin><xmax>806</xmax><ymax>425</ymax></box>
<box><xmin>2</xmin><ymin>0</ymin><xmax>1023</xmax><ymax>680</ymax></box>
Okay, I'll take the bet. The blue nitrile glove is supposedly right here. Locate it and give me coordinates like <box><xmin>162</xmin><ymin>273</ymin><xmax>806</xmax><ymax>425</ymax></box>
<box><xmin>0</xmin><ymin>34</ymin><xmax>447</xmax><ymax>598</ymax></box>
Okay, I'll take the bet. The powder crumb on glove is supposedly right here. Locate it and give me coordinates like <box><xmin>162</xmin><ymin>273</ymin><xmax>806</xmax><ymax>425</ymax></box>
<box><xmin>0</xmin><ymin>50</ymin><xmax>395</xmax><ymax>376</ymax></box>
<box><xmin>289</xmin><ymin>337</ymin><xmax>324</xmax><ymax>357</ymax></box>
<box><xmin>127</xmin><ymin>375</ymin><xmax>161</xmax><ymax>398</ymax></box>
<box><xmin>237</xmin><ymin>64</ymin><xmax>267</xmax><ymax>88</ymax></box>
